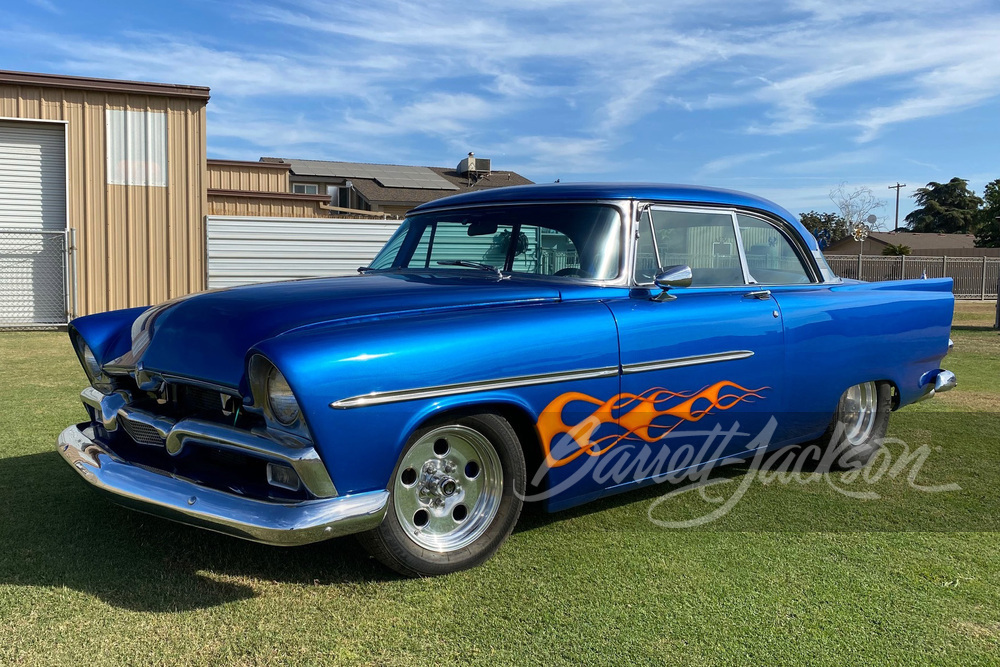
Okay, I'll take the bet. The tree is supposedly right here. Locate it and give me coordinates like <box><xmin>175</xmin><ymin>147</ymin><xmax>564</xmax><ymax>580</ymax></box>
<box><xmin>975</xmin><ymin>178</ymin><xmax>1000</xmax><ymax>248</ymax></box>
<box><xmin>829</xmin><ymin>183</ymin><xmax>886</xmax><ymax>232</ymax></box>
<box><xmin>905</xmin><ymin>177</ymin><xmax>983</xmax><ymax>233</ymax></box>
<box><xmin>881</xmin><ymin>243</ymin><xmax>911</xmax><ymax>256</ymax></box>
<box><xmin>800</xmin><ymin>210</ymin><xmax>849</xmax><ymax>248</ymax></box>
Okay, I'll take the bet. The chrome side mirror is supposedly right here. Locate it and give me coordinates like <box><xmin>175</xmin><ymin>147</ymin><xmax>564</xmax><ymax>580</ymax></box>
<box><xmin>652</xmin><ymin>265</ymin><xmax>693</xmax><ymax>301</ymax></box>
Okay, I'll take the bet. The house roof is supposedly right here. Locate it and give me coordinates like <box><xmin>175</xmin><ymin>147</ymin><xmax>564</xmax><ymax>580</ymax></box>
<box><xmin>0</xmin><ymin>69</ymin><xmax>210</xmax><ymax>100</ymax></box>
<box><xmin>828</xmin><ymin>231</ymin><xmax>979</xmax><ymax>251</ymax></box>
<box><xmin>260</xmin><ymin>157</ymin><xmax>533</xmax><ymax>207</ymax></box>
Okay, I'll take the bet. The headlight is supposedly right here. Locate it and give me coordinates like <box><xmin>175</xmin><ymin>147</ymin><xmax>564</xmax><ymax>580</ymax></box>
<box><xmin>81</xmin><ymin>343</ymin><xmax>103</xmax><ymax>381</ymax></box>
<box><xmin>266</xmin><ymin>366</ymin><xmax>300</xmax><ymax>425</ymax></box>
<box><xmin>73</xmin><ymin>337</ymin><xmax>113</xmax><ymax>394</ymax></box>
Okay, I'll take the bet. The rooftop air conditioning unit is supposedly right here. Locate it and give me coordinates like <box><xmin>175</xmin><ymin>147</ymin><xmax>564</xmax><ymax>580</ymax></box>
<box><xmin>457</xmin><ymin>152</ymin><xmax>491</xmax><ymax>176</ymax></box>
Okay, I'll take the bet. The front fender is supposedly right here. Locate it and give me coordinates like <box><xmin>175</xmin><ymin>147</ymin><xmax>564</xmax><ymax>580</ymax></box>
<box><xmin>68</xmin><ymin>307</ymin><xmax>148</xmax><ymax>364</ymax></box>
<box><xmin>251</xmin><ymin>300</ymin><xmax>621</xmax><ymax>495</ymax></box>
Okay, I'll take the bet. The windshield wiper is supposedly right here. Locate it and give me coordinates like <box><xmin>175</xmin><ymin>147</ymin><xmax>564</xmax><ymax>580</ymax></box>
<box><xmin>436</xmin><ymin>260</ymin><xmax>504</xmax><ymax>279</ymax></box>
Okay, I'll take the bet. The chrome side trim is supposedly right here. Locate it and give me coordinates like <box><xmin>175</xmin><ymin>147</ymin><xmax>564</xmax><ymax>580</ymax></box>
<box><xmin>330</xmin><ymin>366</ymin><xmax>620</xmax><ymax>410</ymax></box>
<box><xmin>58</xmin><ymin>424</ymin><xmax>386</xmax><ymax>547</ymax></box>
<box><xmin>622</xmin><ymin>350</ymin><xmax>755</xmax><ymax>375</ymax></box>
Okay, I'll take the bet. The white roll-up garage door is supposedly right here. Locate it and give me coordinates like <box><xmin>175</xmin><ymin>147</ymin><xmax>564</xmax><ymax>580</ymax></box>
<box><xmin>0</xmin><ymin>120</ymin><xmax>68</xmax><ymax>326</ymax></box>
<box><xmin>207</xmin><ymin>215</ymin><xmax>400</xmax><ymax>289</ymax></box>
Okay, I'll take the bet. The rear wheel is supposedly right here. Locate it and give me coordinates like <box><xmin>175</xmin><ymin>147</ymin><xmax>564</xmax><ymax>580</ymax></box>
<box><xmin>358</xmin><ymin>412</ymin><xmax>525</xmax><ymax>576</ymax></box>
<box><xmin>815</xmin><ymin>381</ymin><xmax>892</xmax><ymax>470</ymax></box>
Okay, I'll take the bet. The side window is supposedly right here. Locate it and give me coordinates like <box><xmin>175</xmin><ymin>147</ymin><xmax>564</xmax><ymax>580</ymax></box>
<box><xmin>736</xmin><ymin>214</ymin><xmax>812</xmax><ymax>285</ymax></box>
<box><xmin>647</xmin><ymin>209</ymin><xmax>746</xmax><ymax>287</ymax></box>
<box><xmin>633</xmin><ymin>209</ymin><xmax>658</xmax><ymax>283</ymax></box>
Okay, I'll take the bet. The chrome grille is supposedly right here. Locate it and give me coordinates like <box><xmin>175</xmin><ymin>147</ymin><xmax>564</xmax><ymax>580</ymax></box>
<box><xmin>177</xmin><ymin>384</ymin><xmax>235</xmax><ymax>417</ymax></box>
<box><xmin>120</xmin><ymin>416</ymin><xmax>165</xmax><ymax>447</ymax></box>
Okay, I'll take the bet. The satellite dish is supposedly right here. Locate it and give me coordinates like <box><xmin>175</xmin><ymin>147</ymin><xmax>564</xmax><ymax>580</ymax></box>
<box><xmin>867</xmin><ymin>214</ymin><xmax>878</xmax><ymax>225</ymax></box>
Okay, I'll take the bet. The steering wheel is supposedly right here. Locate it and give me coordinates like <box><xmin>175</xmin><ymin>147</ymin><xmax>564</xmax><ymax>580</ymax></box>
<box><xmin>554</xmin><ymin>267</ymin><xmax>593</xmax><ymax>279</ymax></box>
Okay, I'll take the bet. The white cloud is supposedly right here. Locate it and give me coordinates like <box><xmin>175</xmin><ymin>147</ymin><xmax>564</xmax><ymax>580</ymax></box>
<box><xmin>697</xmin><ymin>151</ymin><xmax>779</xmax><ymax>177</ymax></box>
<box><xmin>2</xmin><ymin>0</ymin><xmax>999</xmax><ymax>184</ymax></box>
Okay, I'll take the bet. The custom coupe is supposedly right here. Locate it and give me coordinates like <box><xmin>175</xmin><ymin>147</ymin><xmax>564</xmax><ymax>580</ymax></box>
<box><xmin>58</xmin><ymin>184</ymin><xmax>956</xmax><ymax>576</ymax></box>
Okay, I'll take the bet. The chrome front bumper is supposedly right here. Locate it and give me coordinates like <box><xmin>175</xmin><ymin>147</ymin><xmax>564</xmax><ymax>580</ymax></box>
<box><xmin>58</xmin><ymin>423</ymin><xmax>389</xmax><ymax>546</ymax></box>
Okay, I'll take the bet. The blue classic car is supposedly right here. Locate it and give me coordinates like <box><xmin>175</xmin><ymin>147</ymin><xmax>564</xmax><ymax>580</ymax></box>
<box><xmin>59</xmin><ymin>183</ymin><xmax>956</xmax><ymax>576</ymax></box>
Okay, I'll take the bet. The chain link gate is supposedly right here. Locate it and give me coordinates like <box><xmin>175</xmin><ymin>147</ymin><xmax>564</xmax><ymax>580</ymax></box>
<box><xmin>0</xmin><ymin>228</ymin><xmax>75</xmax><ymax>328</ymax></box>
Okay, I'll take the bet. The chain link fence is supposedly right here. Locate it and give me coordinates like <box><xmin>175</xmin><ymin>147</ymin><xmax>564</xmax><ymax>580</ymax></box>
<box><xmin>0</xmin><ymin>229</ymin><xmax>73</xmax><ymax>328</ymax></box>
<box><xmin>826</xmin><ymin>254</ymin><xmax>1000</xmax><ymax>299</ymax></box>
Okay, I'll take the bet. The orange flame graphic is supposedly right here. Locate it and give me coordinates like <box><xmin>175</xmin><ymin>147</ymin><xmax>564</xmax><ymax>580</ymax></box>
<box><xmin>537</xmin><ymin>381</ymin><xmax>768</xmax><ymax>468</ymax></box>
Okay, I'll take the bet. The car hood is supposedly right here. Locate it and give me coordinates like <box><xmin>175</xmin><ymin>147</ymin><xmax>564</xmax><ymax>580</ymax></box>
<box><xmin>128</xmin><ymin>273</ymin><xmax>561</xmax><ymax>388</ymax></box>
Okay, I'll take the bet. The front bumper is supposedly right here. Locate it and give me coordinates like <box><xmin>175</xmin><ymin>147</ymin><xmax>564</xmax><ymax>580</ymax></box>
<box><xmin>58</xmin><ymin>423</ymin><xmax>388</xmax><ymax>546</ymax></box>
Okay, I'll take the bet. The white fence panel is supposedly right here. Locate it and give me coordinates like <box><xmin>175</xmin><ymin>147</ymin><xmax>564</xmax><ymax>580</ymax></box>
<box><xmin>206</xmin><ymin>216</ymin><xmax>401</xmax><ymax>289</ymax></box>
<box><xmin>826</xmin><ymin>254</ymin><xmax>1000</xmax><ymax>300</ymax></box>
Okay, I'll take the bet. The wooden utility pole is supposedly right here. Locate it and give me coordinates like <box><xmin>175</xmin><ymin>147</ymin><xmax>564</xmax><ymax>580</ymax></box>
<box><xmin>889</xmin><ymin>183</ymin><xmax>906</xmax><ymax>231</ymax></box>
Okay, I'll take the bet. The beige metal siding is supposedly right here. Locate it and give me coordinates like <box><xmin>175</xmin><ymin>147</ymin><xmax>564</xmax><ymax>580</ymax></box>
<box><xmin>207</xmin><ymin>194</ymin><xmax>329</xmax><ymax>218</ymax></box>
<box><xmin>207</xmin><ymin>161</ymin><xmax>289</xmax><ymax>192</ymax></box>
<box><xmin>0</xmin><ymin>83</ymin><xmax>207</xmax><ymax>316</ymax></box>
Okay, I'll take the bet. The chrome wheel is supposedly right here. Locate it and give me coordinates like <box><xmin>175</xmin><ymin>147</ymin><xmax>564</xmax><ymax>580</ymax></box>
<box><xmin>840</xmin><ymin>381</ymin><xmax>878</xmax><ymax>446</ymax></box>
<box><xmin>393</xmin><ymin>424</ymin><xmax>503</xmax><ymax>553</ymax></box>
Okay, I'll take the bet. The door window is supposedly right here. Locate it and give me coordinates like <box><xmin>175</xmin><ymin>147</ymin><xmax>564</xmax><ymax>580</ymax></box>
<box><xmin>642</xmin><ymin>209</ymin><xmax>747</xmax><ymax>287</ymax></box>
<box><xmin>736</xmin><ymin>214</ymin><xmax>812</xmax><ymax>284</ymax></box>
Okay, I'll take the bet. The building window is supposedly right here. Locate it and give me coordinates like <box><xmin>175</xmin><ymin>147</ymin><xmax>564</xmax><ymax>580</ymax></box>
<box><xmin>327</xmin><ymin>185</ymin><xmax>351</xmax><ymax>208</ymax></box>
<box><xmin>293</xmin><ymin>183</ymin><xmax>319</xmax><ymax>194</ymax></box>
<box><xmin>106</xmin><ymin>109</ymin><xmax>167</xmax><ymax>186</ymax></box>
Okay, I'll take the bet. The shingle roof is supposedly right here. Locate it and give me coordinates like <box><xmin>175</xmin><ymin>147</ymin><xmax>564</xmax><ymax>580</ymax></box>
<box><xmin>260</xmin><ymin>157</ymin><xmax>533</xmax><ymax>207</ymax></box>
<box><xmin>829</xmin><ymin>231</ymin><xmax>979</xmax><ymax>251</ymax></box>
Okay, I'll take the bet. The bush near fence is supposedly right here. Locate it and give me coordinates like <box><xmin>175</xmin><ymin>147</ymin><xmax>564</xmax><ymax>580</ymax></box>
<box><xmin>826</xmin><ymin>255</ymin><xmax>1000</xmax><ymax>299</ymax></box>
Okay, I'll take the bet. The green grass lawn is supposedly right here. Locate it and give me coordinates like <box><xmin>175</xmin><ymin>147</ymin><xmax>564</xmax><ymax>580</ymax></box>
<box><xmin>1</xmin><ymin>303</ymin><xmax>998</xmax><ymax>665</ymax></box>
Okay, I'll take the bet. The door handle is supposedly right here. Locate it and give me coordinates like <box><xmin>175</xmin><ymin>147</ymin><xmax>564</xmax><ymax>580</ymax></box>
<box><xmin>743</xmin><ymin>290</ymin><xmax>772</xmax><ymax>300</ymax></box>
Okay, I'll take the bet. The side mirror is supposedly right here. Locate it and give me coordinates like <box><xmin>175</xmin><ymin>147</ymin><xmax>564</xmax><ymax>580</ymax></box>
<box><xmin>652</xmin><ymin>265</ymin><xmax>693</xmax><ymax>301</ymax></box>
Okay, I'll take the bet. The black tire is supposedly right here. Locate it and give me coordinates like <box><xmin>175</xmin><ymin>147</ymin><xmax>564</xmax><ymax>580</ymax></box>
<box><xmin>357</xmin><ymin>412</ymin><xmax>525</xmax><ymax>577</ymax></box>
<box><xmin>813</xmin><ymin>381</ymin><xmax>892</xmax><ymax>471</ymax></box>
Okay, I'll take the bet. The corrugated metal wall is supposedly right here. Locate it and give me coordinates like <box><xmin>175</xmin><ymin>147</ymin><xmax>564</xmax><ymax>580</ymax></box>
<box><xmin>0</xmin><ymin>83</ymin><xmax>208</xmax><ymax>316</ymax></box>
<box><xmin>207</xmin><ymin>161</ymin><xmax>288</xmax><ymax>192</ymax></box>
<box><xmin>206</xmin><ymin>215</ymin><xmax>400</xmax><ymax>288</ymax></box>
<box><xmin>206</xmin><ymin>194</ymin><xmax>330</xmax><ymax>218</ymax></box>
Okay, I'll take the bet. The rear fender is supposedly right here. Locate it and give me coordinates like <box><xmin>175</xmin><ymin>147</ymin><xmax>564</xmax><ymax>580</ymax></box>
<box><xmin>774</xmin><ymin>277</ymin><xmax>953</xmax><ymax>434</ymax></box>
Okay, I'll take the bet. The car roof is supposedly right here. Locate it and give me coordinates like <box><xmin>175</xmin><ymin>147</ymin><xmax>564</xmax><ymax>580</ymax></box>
<box><xmin>410</xmin><ymin>182</ymin><xmax>818</xmax><ymax>250</ymax></box>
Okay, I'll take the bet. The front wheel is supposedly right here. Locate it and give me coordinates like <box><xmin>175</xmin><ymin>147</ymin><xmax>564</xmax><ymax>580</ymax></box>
<box><xmin>815</xmin><ymin>381</ymin><xmax>892</xmax><ymax>470</ymax></box>
<box><xmin>358</xmin><ymin>412</ymin><xmax>525</xmax><ymax>576</ymax></box>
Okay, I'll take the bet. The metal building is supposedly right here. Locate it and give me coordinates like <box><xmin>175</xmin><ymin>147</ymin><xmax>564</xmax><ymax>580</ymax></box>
<box><xmin>206</xmin><ymin>215</ymin><xmax>400</xmax><ymax>289</ymax></box>
<box><xmin>0</xmin><ymin>70</ymin><xmax>209</xmax><ymax>325</ymax></box>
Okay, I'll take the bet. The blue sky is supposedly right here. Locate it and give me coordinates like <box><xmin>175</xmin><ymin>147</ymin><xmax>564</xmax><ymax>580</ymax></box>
<box><xmin>3</xmin><ymin>0</ymin><xmax>999</xmax><ymax>222</ymax></box>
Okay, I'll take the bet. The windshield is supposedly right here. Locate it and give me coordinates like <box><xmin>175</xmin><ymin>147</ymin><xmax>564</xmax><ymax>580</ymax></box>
<box><xmin>368</xmin><ymin>203</ymin><xmax>622</xmax><ymax>280</ymax></box>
